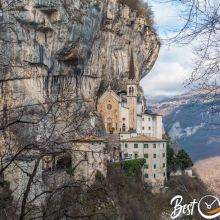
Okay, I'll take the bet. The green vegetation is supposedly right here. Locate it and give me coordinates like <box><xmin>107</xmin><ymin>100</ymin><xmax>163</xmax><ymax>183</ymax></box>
<box><xmin>167</xmin><ymin>140</ymin><xmax>177</xmax><ymax>174</ymax></box>
<box><xmin>167</xmin><ymin>140</ymin><xmax>193</xmax><ymax>176</ymax></box>
<box><xmin>117</xmin><ymin>0</ymin><xmax>154</xmax><ymax>26</ymax></box>
<box><xmin>176</xmin><ymin>149</ymin><xmax>193</xmax><ymax>170</ymax></box>
<box><xmin>109</xmin><ymin>158</ymin><xmax>145</xmax><ymax>178</ymax></box>
<box><xmin>50</xmin><ymin>160</ymin><xmax>208</xmax><ymax>220</ymax></box>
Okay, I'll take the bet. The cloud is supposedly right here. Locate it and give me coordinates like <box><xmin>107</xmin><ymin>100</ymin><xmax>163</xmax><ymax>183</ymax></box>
<box><xmin>141</xmin><ymin>44</ymin><xmax>193</xmax><ymax>97</ymax></box>
<box><xmin>150</xmin><ymin>1</ymin><xmax>183</xmax><ymax>35</ymax></box>
<box><xmin>141</xmin><ymin>0</ymin><xmax>194</xmax><ymax>97</ymax></box>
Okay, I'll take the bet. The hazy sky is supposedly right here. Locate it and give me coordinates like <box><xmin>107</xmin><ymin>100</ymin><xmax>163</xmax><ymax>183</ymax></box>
<box><xmin>141</xmin><ymin>1</ymin><xmax>194</xmax><ymax>97</ymax></box>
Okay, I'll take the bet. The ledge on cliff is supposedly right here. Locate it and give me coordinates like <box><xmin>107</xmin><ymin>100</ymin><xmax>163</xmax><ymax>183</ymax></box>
<box><xmin>117</xmin><ymin>0</ymin><xmax>155</xmax><ymax>27</ymax></box>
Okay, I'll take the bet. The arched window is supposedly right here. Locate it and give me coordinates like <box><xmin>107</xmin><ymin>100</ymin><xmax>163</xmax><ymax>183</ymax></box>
<box><xmin>107</xmin><ymin>104</ymin><xmax>112</xmax><ymax>110</ymax></box>
<box><xmin>129</xmin><ymin>86</ymin><xmax>134</xmax><ymax>95</ymax></box>
<box><xmin>107</xmin><ymin>117</ymin><xmax>112</xmax><ymax>123</ymax></box>
<box><xmin>122</xmin><ymin>123</ymin><xmax>126</xmax><ymax>132</ymax></box>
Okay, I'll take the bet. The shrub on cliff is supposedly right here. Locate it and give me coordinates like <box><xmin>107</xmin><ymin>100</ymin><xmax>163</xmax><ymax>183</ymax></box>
<box><xmin>167</xmin><ymin>140</ymin><xmax>177</xmax><ymax>174</ymax></box>
<box><xmin>118</xmin><ymin>0</ymin><xmax>154</xmax><ymax>26</ymax></box>
<box><xmin>109</xmin><ymin>158</ymin><xmax>146</xmax><ymax>178</ymax></box>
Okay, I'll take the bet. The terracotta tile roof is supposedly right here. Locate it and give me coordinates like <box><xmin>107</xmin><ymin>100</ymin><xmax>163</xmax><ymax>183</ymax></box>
<box><xmin>121</xmin><ymin>135</ymin><xmax>166</xmax><ymax>143</ymax></box>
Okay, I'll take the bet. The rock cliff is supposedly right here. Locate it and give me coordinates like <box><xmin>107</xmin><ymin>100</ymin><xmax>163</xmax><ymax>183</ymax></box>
<box><xmin>0</xmin><ymin>0</ymin><xmax>159</xmax><ymax>137</ymax></box>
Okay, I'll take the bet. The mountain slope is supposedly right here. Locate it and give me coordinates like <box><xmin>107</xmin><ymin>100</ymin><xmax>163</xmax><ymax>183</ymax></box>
<box><xmin>150</xmin><ymin>93</ymin><xmax>220</xmax><ymax>161</ymax></box>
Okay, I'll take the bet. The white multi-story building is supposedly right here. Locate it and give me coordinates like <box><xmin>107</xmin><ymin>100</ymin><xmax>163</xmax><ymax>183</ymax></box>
<box><xmin>120</xmin><ymin>136</ymin><xmax>167</xmax><ymax>187</ymax></box>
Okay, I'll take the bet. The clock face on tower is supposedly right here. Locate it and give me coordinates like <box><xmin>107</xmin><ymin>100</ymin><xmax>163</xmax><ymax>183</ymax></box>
<box><xmin>198</xmin><ymin>195</ymin><xmax>220</xmax><ymax>219</ymax></box>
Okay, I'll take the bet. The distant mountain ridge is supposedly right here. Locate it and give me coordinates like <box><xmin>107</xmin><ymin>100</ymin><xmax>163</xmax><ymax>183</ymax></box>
<box><xmin>149</xmin><ymin>93</ymin><xmax>220</xmax><ymax>161</ymax></box>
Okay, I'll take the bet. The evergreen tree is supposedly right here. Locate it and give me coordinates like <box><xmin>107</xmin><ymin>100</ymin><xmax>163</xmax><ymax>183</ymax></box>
<box><xmin>166</xmin><ymin>137</ymin><xmax>193</xmax><ymax>177</ymax></box>
<box><xmin>166</xmin><ymin>141</ymin><xmax>176</xmax><ymax>175</ymax></box>
<box><xmin>176</xmin><ymin>150</ymin><xmax>193</xmax><ymax>171</ymax></box>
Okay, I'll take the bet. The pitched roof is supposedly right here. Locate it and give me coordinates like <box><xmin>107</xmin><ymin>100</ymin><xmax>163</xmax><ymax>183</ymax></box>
<box><xmin>98</xmin><ymin>89</ymin><xmax>120</xmax><ymax>103</ymax></box>
<box><xmin>144</xmin><ymin>109</ymin><xmax>162</xmax><ymax>116</ymax></box>
<box><xmin>121</xmin><ymin>135</ymin><xmax>166</xmax><ymax>143</ymax></box>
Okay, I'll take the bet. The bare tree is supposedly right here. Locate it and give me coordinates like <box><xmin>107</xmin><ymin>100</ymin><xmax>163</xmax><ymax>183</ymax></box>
<box><xmin>167</xmin><ymin>0</ymin><xmax>220</xmax><ymax>106</ymax></box>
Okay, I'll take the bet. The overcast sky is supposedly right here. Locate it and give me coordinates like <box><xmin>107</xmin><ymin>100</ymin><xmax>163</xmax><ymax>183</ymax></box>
<box><xmin>141</xmin><ymin>1</ymin><xmax>194</xmax><ymax>97</ymax></box>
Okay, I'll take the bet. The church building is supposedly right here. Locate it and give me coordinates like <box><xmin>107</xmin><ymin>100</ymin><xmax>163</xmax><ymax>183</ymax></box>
<box><xmin>97</xmin><ymin>53</ymin><xmax>167</xmax><ymax>187</ymax></box>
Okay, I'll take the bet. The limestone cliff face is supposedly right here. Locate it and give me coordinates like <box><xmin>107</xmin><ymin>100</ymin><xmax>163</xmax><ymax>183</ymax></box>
<box><xmin>0</xmin><ymin>0</ymin><xmax>159</xmax><ymax>137</ymax></box>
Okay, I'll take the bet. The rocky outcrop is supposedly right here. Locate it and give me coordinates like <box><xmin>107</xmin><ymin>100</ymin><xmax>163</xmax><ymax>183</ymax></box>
<box><xmin>0</xmin><ymin>0</ymin><xmax>159</xmax><ymax>137</ymax></box>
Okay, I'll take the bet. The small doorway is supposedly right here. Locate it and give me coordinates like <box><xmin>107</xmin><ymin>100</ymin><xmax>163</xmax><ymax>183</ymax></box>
<box><xmin>107</xmin><ymin>118</ymin><xmax>113</xmax><ymax>133</ymax></box>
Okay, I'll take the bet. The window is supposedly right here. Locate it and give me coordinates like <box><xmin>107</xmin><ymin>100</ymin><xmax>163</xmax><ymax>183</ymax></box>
<box><xmin>129</xmin><ymin>86</ymin><xmax>134</xmax><ymax>95</ymax></box>
<box><xmin>134</xmin><ymin>153</ymin><xmax>138</xmax><ymax>159</ymax></box>
<box><xmin>125</xmin><ymin>143</ymin><xmax>128</xmax><ymax>148</ymax></box>
<box><xmin>144</xmin><ymin>144</ymin><xmax>148</xmax><ymax>148</ymax></box>
<box><xmin>153</xmin><ymin>144</ymin><xmax>156</xmax><ymax>148</ymax></box>
<box><xmin>122</xmin><ymin>117</ymin><xmax>126</xmax><ymax>121</ymax></box>
<box><xmin>154</xmin><ymin>174</ymin><xmax>156</xmax><ymax>178</ymax></box>
<box><xmin>148</xmin><ymin>118</ymin><xmax>151</xmax><ymax>121</ymax></box>
<box><xmin>144</xmin><ymin>154</ymin><xmax>148</xmax><ymax>158</ymax></box>
<box><xmin>148</xmin><ymin>127</ymin><xmax>151</xmax><ymax>130</ymax></box>
<box><xmin>142</xmin><ymin>118</ymin><xmax>144</xmax><ymax>121</ymax></box>
<box><xmin>145</xmin><ymin>173</ymin><xmax>148</xmax><ymax>178</ymax></box>
<box><xmin>163</xmin><ymin>172</ymin><xmax>166</xmax><ymax>177</ymax></box>
<box><xmin>144</xmin><ymin>164</ymin><xmax>149</xmax><ymax>169</ymax></box>
<box><xmin>142</xmin><ymin>127</ymin><xmax>145</xmax><ymax>130</ymax></box>
<box><xmin>84</xmin><ymin>152</ymin><xmax>88</xmax><ymax>160</ymax></box>
<box><xmin>153</xmin><ymin>154</ymin><xmax>156</xmax><ymax>158</ymax></box>
<box><xmin>122</xmin><ymin>123</ymin><xmax>126</xmax><ymax>132</ymax></box>
<box><xmin>134</xmin><ymin>144</ymin><xmax>138</xmax><ymax>148</ymax></box>
<box><xmin>107</xmin><ymin>104</ymin><xmax>112</xmax><ymax>110</ymax></box>
<box><xmin>154</xmin><ymin>164</ymin><xmax>157</xmax><ymax>169</ymax></box>
<box><xmin>163</xmin><ymin>153</ymin><xmax>165</xmax><ymax>157</ymax></box>
<box><xmin>124</xmin><ymin>153</ymin><xmax>128</xmax><ymax>158</ymax></box>
<box><xmin>163</xmin><ymin>163</ymin><xmax>166</xmax><ymax>168</ymax></box>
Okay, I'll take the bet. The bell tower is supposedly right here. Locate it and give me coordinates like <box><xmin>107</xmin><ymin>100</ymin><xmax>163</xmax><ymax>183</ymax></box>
<box><xmin>127</xmin><ymin>51</ymin><xmax>137</xmax><ymax>131</ymax></box>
